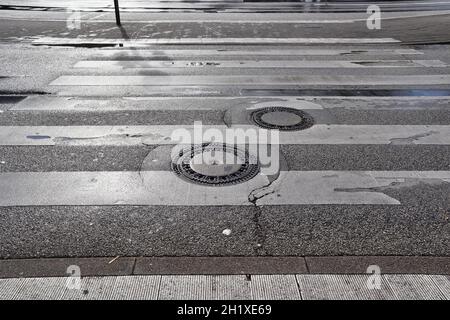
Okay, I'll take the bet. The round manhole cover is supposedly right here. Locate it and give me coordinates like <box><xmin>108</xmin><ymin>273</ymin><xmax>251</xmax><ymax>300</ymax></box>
<box><xmin>250</xmin><ymin>107</ymin><xmax>314</xmax><ymax>131</ymax></box>
<box><xmin>171</xmin><ymin>143</ymin><xmax>260</xmax><ymax>186</ymax></box>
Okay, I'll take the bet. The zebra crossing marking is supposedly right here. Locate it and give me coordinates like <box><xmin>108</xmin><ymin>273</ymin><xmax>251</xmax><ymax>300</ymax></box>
<box><xmin>0</xmin><ymin>171</ymin><xmax>448</xmax><ymax>206</ymax></box>
<box><xmin>33</xmin><ymin>37</ymin><xmax>401</xmax><ymax>46</ymax></box>
<box><xmin>73</xmin><ymin>60</ymin><xmax>447</xmax><ymax>69</ymax></box>
<box><xmin>50</xmin><ymin>75</ymin><xmax>450</xmax><ymax>86</ymax></box>
<box><xmin>93</xmin><ymin>48</ymin><xmax>423</xmax><ymax>57</ymax></box>
<box><xmin>11</xmin><ymin>96</ymin><xmax>450</xmax><ymax>112</ymax></box>
<box><xmin>0</xmin><ymin>125</ymin><xmax>448</xmax><ymax>146</ymax></box>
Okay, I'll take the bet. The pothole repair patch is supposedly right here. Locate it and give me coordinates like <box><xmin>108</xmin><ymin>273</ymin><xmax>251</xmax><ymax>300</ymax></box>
<box><xmin>250</xmin><ymin>107</ymin><xmax>314</xmax><ymax>131</ymax></box>
<box><xmin>171</xmin><ymin>143</ymin><xmax>260</xmax><ymax>186</ymax></box>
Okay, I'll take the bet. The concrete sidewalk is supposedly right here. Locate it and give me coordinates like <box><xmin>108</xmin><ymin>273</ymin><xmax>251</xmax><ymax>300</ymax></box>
<box><xmin>1</xmin><ymin>274</ymin><xmax>449</xmax><ymax>300</ymax></box>
<box><xmin>1</xmin><ymin>257</ymin><xmax>449</xmax><ymax>299</ymax></box>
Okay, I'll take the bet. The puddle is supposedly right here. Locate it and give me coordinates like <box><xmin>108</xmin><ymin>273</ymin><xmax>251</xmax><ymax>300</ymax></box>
<box><xmin>0</xmin><ymin>95</ymin><xmax>26</xmax><ymax>104</ymax></box>
<box><xmin>340</xmin><ymin>50</ymin><xmax>368</xmax><ymax>55</ymax></box>
<box><xmin>352</xmin><ymin>61</ymin><xmax>410</xmax><ymax>67</ymax></box>
<box><xmin>32</xmin><ymin>43</ymin><xmax>119</xmax><ymax>48</ymax></box>
<box><xmin>26</xmin><ymin>135</ymin><xmax>51</xmax><ymax>140</ymax></box>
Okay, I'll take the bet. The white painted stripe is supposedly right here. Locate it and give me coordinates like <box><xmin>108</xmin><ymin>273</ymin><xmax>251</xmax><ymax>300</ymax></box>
<box><xmin>11</xmin><ymin>96</ymin><xmax>450</xmax><ymax>112</ymax></box>
<box><xmin>4</xmin><ymin>10</ymin><xmax>449</xmax><ymax>24</ymax></box>
<box><xmin>74</xmin><ymin>60</ymin><xmax>447</xmax><ymax>69</ymax></box>
<box><xmin>4</xmin><ymin>18</ymin><xmax>445</xmax><ymax>24</ymax></box>
<box><xmin>0</xmin><ymin>171</ymin><xmax>448</xmax><ymax>206</ymax></box>
<box><xmin>50</xmin><ymin>75</ymin><xmax>450</xmax><ymax>86</ymax></box>
<box><xmin>317</xmin><ymin>1</ymin><xmax>450</xmax><ymax>7</ymax></box>
<box><xmin>0</xmin><ymin>125</ymin><xmax>448</xmax><ymax>146</ymax></box>
<box><xmin>7</xmin><ymin>0</ymin><xmax>450</xmax><ymax>11</ymax></box>
<box><xmin>11</xmin><ymin>96</ymin><xmax>324</xmax><ymax>111</ymax></box>
<box><xmin>94</xmin><ymin>49</ymin><xmax>423</xmax><ymax>57</ymax></box>
<box><xmin>4</xmin><ymin>0</ymin><xmax>450</xmax><ymax>7</ymax></box>
<box><xmin>136</xmin><ymin>12</ymin><xmax>450</xmax><ymax>24</ymax></box>
<box><xmin>0</xmin><ymin>17</ymin><xmax>358</xmax><ymax>24</ymax></box>
<box><xmin>415</xmin><ymin>60</ymin><xmax>449</xmax><ymax>67</ymax></box>
<box><xmin>34</xmin><ymin>37</ymin><xmax>401</xmax><ymax>45</ymax></box>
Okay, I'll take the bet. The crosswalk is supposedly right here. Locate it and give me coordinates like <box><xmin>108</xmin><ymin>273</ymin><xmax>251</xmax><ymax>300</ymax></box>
<box><xmin>0</xmin><ymin>35</ymin><xmax>449</xmax><ymax>262</ymax></box>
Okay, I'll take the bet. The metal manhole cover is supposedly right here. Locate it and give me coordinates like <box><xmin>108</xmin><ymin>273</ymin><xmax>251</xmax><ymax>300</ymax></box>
<box><xmin>250</xmin><ymin>107</ymin><xmax>314</xmax><ymax>131</ymax></box>
<box><xmin>171</xmin><ymin>143</ymin><xmax>260</xmax><ymax>186</ymax></box>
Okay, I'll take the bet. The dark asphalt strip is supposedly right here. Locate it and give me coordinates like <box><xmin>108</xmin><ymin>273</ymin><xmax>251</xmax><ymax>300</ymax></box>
<box><xmin>0</xmin><ymin>256</ymin><xmax>449</xmax><ymax>278</ymax></box>
<box><xmin>0</xmin><ymin>109</ymin><xmax>449</xmax><ymax>125</ymax></box>
<box><xmin>0</xmin><ymin>182</ymin><xmax>447</xmax><ymax>258</ymax></box>
<box><xmin>0</xmin><ymin>145</ymin><xmax>448</xmax><ymax>172</ymax></box>
<box><xmin>0</xmin><ymin>146</ymin><xmax>157</xmax><ymax>172</ymax></box>
<box><xmin>3</xmin><ymin>4</ymin><xmax>450</xmax><ymax>13</ymax></box>
<box><xmin>0</xmin><ymin>110</ymin><xmax>226</xmax><ymax>126</ymax></box>
<box><xmin>241</xmin><ymin>89</ymin><xmax>450</xmax><ymax>97</ymax></box>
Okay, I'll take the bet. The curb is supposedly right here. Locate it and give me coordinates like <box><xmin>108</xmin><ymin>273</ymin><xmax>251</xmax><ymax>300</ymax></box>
<box><xmin>0</xmin><ymin>256</ymin><xmax>448</xmax><ymax>278</ymax></box>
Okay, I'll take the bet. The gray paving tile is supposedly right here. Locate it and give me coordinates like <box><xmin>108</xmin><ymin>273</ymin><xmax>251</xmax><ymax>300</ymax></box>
<box><xmin>0</xmin><ymin>277</ymin><xmax>66</xmax><ymax>300</ymax></box>
<box><xmin>250</xmin><ymin>275</ymin><xmax>301</xmax><ymax>300</ymax></box>
<box><xmin>429</xmin><ymin>275</ymin><xmax>450</xmax><ymax>300</ymax></box>
<box><xmin>297</xmin><ymin>274</ymin><xmax>396</xmax><ymax>300</ymax></box>
<box><xmin>61</xmin><ymin>276</ymin><xmax>161</xmax><ymax>300</ymax></box>
<box><xmin>158</xmin><ymin>275</ymin><xmax>251</xmax><ymax>300</ymax></box>
<box><xmin>213</xmin><ymin>275</ymin><xmax>252</xmax><ymax>300</ymax></box>
<box><xmin>384</xmin><ymin>275</ymin><xmax>446</xmax><ymax>300</ymax></box>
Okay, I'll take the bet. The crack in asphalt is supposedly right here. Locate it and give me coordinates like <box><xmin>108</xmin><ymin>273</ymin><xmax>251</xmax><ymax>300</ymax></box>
<box><xmin>137</xmin><ymin>151</ymin><xmax>147</xmax><ymax>185</ymax></box>
<box><xmin>247</xmin><ymin>176</ymin><xmax>283</xmax><ymax>256</ymax></box>
<box><xmin>246</xmin><ymin>150</ymin><xmax>289</xmax><ymax>255</ymax></box>
<box><xmin>247</xmin><ymin>148</ymin><xmax>289</xmax><ymax>206</ymax></box>
<box><xmin>251</xmin><ymin>205</ymin><xmax>266</xmax><ymax>255</ymax></box>
<box><xmin>248</xmin><ymin>178</ymin><xmax>277</xmax><ymax>206</ymax></box>
<box><xmin>222</xmin><ymin>109</ymin><xmax>232</xmax><ymax>128</ymax></box>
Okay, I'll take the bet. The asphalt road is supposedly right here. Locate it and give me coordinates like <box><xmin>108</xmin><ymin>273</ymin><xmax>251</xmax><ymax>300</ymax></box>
<box><xmin>0</xmin><ymin>2</ymin><xmax>449</xmax><ymax>260</ymax></box>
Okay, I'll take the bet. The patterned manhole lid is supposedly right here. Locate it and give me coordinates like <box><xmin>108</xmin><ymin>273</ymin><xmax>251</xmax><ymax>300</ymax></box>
<box><xmin>250</xmin><ymin>107</ymin><xmax>314</xmax><ymax>131</ymax></box>
<box><xmin>171</xmin><ymin>143</ymin><xmax>260</xmax><ymax>186</ymax></box>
